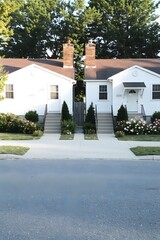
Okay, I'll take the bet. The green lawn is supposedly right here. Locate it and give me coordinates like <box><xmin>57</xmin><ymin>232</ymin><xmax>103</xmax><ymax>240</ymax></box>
<box><xmin>131</xmin><ymin>146</ymin><xmax>160</xmax><ymax>156</ymax></box>
<box><xmin>118</xmin><ymin>135</ymin><xmax>160</xmax><ymax>141</ymax></box>
<box><xmin>0</xmin><ymin>146</ymin><xmax>29</xmax><ymax>155</ymax></box>
<box><xmin>0</xmin><ymin>133</ymin><xmax>40</xmax><ymax>140</ymax></box>
<box><xmin>59</xmin><ymin>134</ymin><xmax>74</xmax><ymax>140</ymax></box>
<box><xmin>84</xmin><ymin>134</ymin><xmax>98</xmax><ymax>140</ymax></box>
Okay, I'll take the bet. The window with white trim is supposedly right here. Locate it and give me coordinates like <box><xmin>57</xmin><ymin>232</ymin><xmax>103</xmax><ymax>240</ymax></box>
<box><xmin>152</xmin><ymin>84</ymin><xmax>160</xmax><ymax>99</ymax></box>
<box><xmin>50</xmin><ymin>85</ymin><xmax>59</xmax><ymax>99</ymax></box>
<box><xmin>5</xmin><ymin>84</ymin><xmax>14</xmax><ymax>99</ymax></box>
<box><xmin>99</xmin><ymin>85</ymin><xmax>107</xmax><ymax>100</ymax></box>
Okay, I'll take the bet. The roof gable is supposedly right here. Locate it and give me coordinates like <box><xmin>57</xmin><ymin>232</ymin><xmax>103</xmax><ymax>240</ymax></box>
<box><xmin>10</xmin><ymin>63</ymin><xmax>76</xmax><ymax>84</ymax></box>
<box><xmin>108</xmin><ymin>65</ymin><xmax>160</xmax><ymax>80</ymax></box>
<box><xmin>0</xmin><ymin>58</ymin><xmax>75</xmax><ymax>80</ymax></box>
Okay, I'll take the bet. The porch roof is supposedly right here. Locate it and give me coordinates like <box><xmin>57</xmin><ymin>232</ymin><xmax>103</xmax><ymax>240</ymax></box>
<box><xmin>123</xmin><ymin>82</ymin><xmax>146</xmax><ymax>88</ymax></box>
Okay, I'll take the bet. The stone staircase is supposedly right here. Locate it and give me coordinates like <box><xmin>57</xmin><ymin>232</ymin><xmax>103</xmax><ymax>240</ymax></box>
<box><xmin>44</xmin><ymin>112</ymin><xmax>61</xmax><ymax>133</ymax></box>
<box><xmin>97</xmin><ymin>113</ymin><xmax>114</xmax><ymax>134</ymax></box>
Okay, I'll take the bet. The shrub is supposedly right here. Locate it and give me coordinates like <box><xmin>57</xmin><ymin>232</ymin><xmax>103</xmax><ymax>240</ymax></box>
<box><xmin>151</xmin><ymin>111</ymin><xmax>160</xmax><ymax>123</ymax></box>
<box><xmin>25</xmin><ymin>110</ymin><xmax>39</xmax><ymax>123</ymax></box>
<box><xmin>0</xmin><ymin>113</ymin><xmax>39</xmax><ymax>134</ymax></box>
<box><xmin>61</xmin><ymin>120</ymin><xmax>76</xmax><ymax>134</ymax></box>
<box><xmin>84</xmin><ymin>103</ymin><xmax>96</xmax><ymax>133</ymax></box>
<box><xmin>115</xmin><ymin>131</ymin><xmax>125</xmax><ymax>138</ymax></box>
<box><xmin>32</xmin><ymin>130</ymin><xmax>43</xmax><ymax>137</ymax></box>
<box><xmin>83</xmin><ymin>122</ymin><xmax>96</xmax><ymax>134</ymax></box>
<box><xmin>123</xmin><ymin>118</ymin><xmax>147</xmax><ymax>135</ymax></box>
<box><xmin>147</xmin><ymin>119</ymin><xmax>160</xmax><ymax>134</ymax></box>
<box><xmin>116</xmin><ymin>105</ymin><xmax>128</xmax><ymax>122</ymax></box>
<box><xmin>61</xmin><ymin>101</ymin><xmax>72</xmax><ymax>121</ymax></box>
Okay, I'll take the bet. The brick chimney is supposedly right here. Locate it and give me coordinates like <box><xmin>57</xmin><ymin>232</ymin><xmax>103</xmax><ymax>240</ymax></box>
<box><xmin>85</xmin><ymin>40</ymin><xmax>96</xmax><ymax>68</ymax></box>
<box><xmin>63</xmin><ymin>39</ymin><xmax>74</xmax><ymax>68</ymax></box>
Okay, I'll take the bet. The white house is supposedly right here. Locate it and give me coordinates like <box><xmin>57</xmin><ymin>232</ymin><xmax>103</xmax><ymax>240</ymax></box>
<box><xmin>84</xmin><ymin>42</ymin><xmax>160</xmax><ymax>131</ymax></box>
<box><xmin>0</xmin><ymin>43</ymin><xmax>76</xmax><ymax>132</ymax></box>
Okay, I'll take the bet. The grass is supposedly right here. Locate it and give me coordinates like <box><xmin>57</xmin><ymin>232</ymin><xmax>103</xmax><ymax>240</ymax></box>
<box><xmin>84</xmin><ymin>134</ymin><xmax>98</xmax><ymax>140</ymax></box>
<box><xmin>118</xmin><ymin>134</ymin><xmax>160</xmax><ymax>141</ymax></box>
<box><xmin>59</xmin><ymin>134</ymin><xmax>74</xmax><ymax>140</ymax></box>
<box><xmin>0</xmin><ymin>146</ymin><xmax>29</xmax><ymax>155</ymax></box>
<box><xmin>0</xmin><ymin>133</ymin><xmax>40</xmax><ymax>140</ymax></box>
<box><xmin>131</xmin><ymin>146</ymin><xmax>160</xmax><ymax>156</ymax></box>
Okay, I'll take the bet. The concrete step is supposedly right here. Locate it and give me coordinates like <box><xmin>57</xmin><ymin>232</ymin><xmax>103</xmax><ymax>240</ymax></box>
<box><xmin>44</xmin><ymin>112</ymin><xmax>61</xmax><ymax>133</ymax></box>
<box><xmin>97</xmin><ymin>113</ymin><xmax>114</xmax><ymax>134</ymax></box>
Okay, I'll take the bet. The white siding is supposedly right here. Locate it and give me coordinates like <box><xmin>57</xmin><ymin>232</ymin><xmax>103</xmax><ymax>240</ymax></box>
<box><xmin>85</xmin><ymin>80</ymin><xmax>112</xmax><ymax>112</ymax></box>
<box><xmin>112</xmin><ymin>67</ymin><xmax>160</xmax><ymax>116</ymax></box>
<box><xmin>0</xmin><ymin>64</ymin><xmax>75</xmax><ymax>116</ymax></box>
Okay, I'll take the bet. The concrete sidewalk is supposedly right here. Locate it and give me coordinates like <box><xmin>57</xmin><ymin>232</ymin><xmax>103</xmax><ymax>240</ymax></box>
<box><xmin>1</xmin><ymin>133</ymin><xmax>160</xmax><ymax>160</ymax></box>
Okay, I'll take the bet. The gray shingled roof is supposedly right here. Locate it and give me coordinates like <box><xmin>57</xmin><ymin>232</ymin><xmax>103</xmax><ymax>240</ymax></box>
<box><xmin>85</xmin><ymin>59</ymin><xmax>160</xmax><ymax>80</ymax></box>
<box><xmin>0</xmin><ymin>58</ymin><xmax>75</xmax><ymax>79</ymax></box>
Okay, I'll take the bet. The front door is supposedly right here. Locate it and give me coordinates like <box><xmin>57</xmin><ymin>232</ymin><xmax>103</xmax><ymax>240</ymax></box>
<box><xmin>127</xmin><ymin>90</ymin><xmax>138</xmax><ymax>111</ymax></box>
<box><xmin>47</xmin><ymin>85</ymin><xmax>60</xmax><ymax>112</ymax></box>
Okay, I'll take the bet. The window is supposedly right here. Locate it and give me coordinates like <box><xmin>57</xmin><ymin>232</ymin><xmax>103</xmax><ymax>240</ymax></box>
<box><xmin>50</xmin><ymin>85</ymin><xmax>58</xmax><ymax>99</ymax></box>
<box><xmin>152</xmin><ymin>85</ymin><xmax>160</xmax><ymax>99</ymax></box>
<box><xmin>5</xmin><ymin>84</ymin><xmax>14</xmax><ymax>99</ymax></box>
<box><xmin>99</xmin><ymin>85</ymin><xmax>107</xmax><ymax>100</ymax></box>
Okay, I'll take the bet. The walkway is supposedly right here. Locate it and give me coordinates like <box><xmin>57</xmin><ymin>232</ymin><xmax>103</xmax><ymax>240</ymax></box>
<box><xmin>1</xmin><ymin>132</ymin><xmax>160</xmax><ymax>160</ymax></box>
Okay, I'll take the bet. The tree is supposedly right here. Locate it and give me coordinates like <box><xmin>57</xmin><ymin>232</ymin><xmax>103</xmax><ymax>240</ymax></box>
<box><xmin>83</xmin><ymin>103</ymin><xmax>96</xmax><ymax>133</ymax></box>
<box><xmin>88</xmin><ymin>0</ymin><xmax>160</xmax><ymax>58</ymax></box>
<box><xmin>2</xmin><ymin>0</ymin><xmax>58</xmax><ymax>58</ymax></box>
<box><xmin>0</xmin><ymin>64</ymin><xmax>8</xmax><ymax>100</ymax></box>
<box><xmin>0</xmin><ymin>0</ymin><xmax>21</xmax><ymax>49</ymax></box>
<box><xmin>61</xmin><ymin>101</ymin><xmax>72</xmax><ymax>121</ymax></box>
<box><xmin>116</xmin><ymin>105</ymin><xmax>128</xmax><ymax>122</ymax></box>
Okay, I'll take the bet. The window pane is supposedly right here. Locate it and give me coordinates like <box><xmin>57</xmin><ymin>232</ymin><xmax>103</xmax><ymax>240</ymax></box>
<box><xmin>99</xmin><ymin>85</ymin><xmax>107</xmax><ymax>100</ymax></box>
<box><xmin>50</xmin><ymin>85</ymin><xmax>58</xmax><ymax>99</ymax></box>
<box><xmin>152</xmin><ymin>85</ymin><xmax>160</xmax><ymax>99</ymax></box>
<box><xmin>5</xmin><ymin>84</ymin><xmax>14</xmax><ymax>99</ymax></box>
<box><xmin>153</xmin><ymin>85</ymin><xmax>160</xmax><ymax>91</ymax></box>
<box><xmin>153</xmin><ymin>92</ymin><xmax>160</xmax><ymax>99</ymax></box>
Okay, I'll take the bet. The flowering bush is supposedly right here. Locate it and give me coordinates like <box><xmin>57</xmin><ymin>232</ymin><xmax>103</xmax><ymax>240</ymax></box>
<box><xmin>147</xmin><ymin>119</ymin><xmax>160</xmax><ymax>134</ymax></box>
<box><xmin>61</xmin><ymin>120</ymin><xmax>76</xmax><ymax>134</ymax></box>
<box><xmin>123</xmin><ymin>118</ymin><xmax>147</xmax><ymax>135</ymax></box>
<box><xmin>116</xmin><ymin>118</ymin><xmax>160</xmax><ymax>135</ymax></box>
<box><xmin>0</xmin><ymin>113</ymin><xmax>40</xmax><ymax>134</ymax></box>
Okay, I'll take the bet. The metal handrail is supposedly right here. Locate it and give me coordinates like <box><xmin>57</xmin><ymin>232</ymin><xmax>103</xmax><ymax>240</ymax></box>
<box><xmin>95</xmin><ymin>104</ymin><xmax>98</xmax><ymax>133</ymax></box>
<box><xmin>141</xmin><ymin>104</ymin><xmax>146</xmax><ymax>120</ymax></box>
<box><xmin>43</xmin><ymin>104</ymin><xmax>47</xmax><ymax>127</ymax></box>
<box><xmin>111</xmin><ymin>105</ymin><xmax>116</xmax><ymax>131</ymax></box>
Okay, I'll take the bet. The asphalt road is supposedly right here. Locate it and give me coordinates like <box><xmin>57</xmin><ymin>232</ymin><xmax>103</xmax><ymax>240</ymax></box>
<box><xmin>0</xmin><ymin>159</ymin><xmax>160</xmax><ymax>240</ymax></box>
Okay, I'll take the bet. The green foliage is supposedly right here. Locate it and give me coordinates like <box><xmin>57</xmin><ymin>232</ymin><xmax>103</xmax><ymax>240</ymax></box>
<box><xmin>88</xmin><ymin>0</ymin><xmax>160</xmax><ymax>58</ymax></box>
<box><xmin>84</xmin><ymin>103</ymin><xmax>96</xmax><ymax>133</ymax></box>
<box><xmin>32</xmin><ymin>130</ymin><xmax>43</xmax><ymax>137</ymax></box>
<box><xmin>115</xmin><ymin>131</ymin><xmax>125</xmax><ymax>138</ymax></box>
<box><xmin>151</xmin><ymin>111</ymin><xmax>160</xmax><ymax>123</ymax></box>
<box><xmin>117</xmin><ymin>118</ymin><xmax>160</xmax><ymax>135</ymax></box>
<box><xmin>25</xmin><ymin>110</ymin><xmax>39</xmax><ymax>123</ymax></box>
<box><xmin>61</xmin><ymin>101</ymin><xmax>72</xmax><ymax>121</ymax></box>
<box><xmin>61</xmin><ymin>120</ymin><xmax>76</xmax><ymax>134</ymax></box>
<box><xmin>0</xmin><ymin>64</ymin><xmax>7</xmax><ymax>99</ymax></box>
<box><xmin>0</xmin><ymin>113</ymin><xmax>39</xmax><ymax>134</ymax></box>
<box><xmin>0</xmin><ymin>0</ymin><xmax>22</xmax><ymax>48</ymax></box>
<box><xmin>116</xmin><ymin>105</ymin><xmax>128</xmax><ymax>122</ymax></box>
<box><xmin>83</xmin><ymin>122</ymin><xmax>96</xmax><ymax>134</ymax></box>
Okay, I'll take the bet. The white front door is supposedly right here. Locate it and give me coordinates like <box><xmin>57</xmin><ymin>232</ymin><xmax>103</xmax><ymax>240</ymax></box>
<box><xmin>127</xmin><ymin>90</ymin><xmax>138</xmax><ymax>111</ymax></box>
<box><xmin>47</xmin><ymin>85</ymin><xmax>60</xmax><ymax>112</ymax></box>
